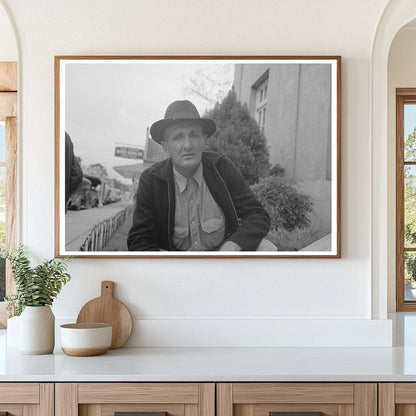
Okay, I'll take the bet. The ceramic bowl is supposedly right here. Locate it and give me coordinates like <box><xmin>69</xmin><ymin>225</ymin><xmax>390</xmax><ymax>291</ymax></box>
<box><xmin>60</xmin><ymin>323</ymin><xmax>112</xmax><ymax>356</ymax></box>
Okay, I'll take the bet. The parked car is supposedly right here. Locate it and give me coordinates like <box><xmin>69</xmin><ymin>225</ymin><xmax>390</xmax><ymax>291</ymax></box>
<box><xmin>67</xmin><ymin>175</ymin><xmax>101</xmax><ymax>210</ymax></box>
<box><xmin>103</xmin><ymin>187</ymin><xmax>122</xmax><ymax>205</ymax></box>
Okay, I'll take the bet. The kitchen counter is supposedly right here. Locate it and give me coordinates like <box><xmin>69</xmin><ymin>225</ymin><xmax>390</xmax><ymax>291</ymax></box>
<box><xmin>2</xmin><ymin>344</ymin><xmax>416</xmax><ymax>382</ymax></box>
<box><xmin>2</xmin><ymin>313</ymin><xmax>416</xmax><ymax>382</ymax></box>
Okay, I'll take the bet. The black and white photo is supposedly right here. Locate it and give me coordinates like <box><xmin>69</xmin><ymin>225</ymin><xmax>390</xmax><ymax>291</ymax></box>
<box><xmin>55</xmin><ymin>56</ymin><xmax>341</xmax><ymax>258</ymax></box>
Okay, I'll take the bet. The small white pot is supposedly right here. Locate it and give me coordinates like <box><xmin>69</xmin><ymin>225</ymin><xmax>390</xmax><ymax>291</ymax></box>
<box><xmin>60</xmin><ymin>323</ymin><xmax>112</xmax><ymax>356</ymax></box>
<box><xmin>19</xmin><ymin>306</ymin><xmax>55</xmax><ymax>354</ymax></box>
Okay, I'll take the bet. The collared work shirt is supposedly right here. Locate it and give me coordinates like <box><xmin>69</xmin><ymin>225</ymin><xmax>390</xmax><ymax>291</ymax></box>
<box><xmin>172</xmin><ymin>164</ymin><xmax>225</xmax><ymax>251</ymax></box>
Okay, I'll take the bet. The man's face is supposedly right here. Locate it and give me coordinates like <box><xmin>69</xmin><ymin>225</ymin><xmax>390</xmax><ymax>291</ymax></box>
<box><xmin>162</xmin><ymin>122</ymin><xmax>206</xmax><ymax>177</ymax></box>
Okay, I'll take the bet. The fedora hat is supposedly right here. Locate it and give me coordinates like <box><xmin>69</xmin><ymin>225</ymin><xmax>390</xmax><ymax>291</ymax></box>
<box><xmin>150</xmin><ymin>100</ymin><xmax>216</xmax><ymax>144</ymax></box>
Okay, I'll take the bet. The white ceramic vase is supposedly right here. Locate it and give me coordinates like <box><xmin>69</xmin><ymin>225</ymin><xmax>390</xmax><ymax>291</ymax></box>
<box><xmin>19</xmin><ymin>305</ymin><xmax>55</xmax><ymax>354</ymax></box>
<box><xmin>6</xmin><ymin>315</ymin><xmax>20</xmax><ymax>347</ymax></box>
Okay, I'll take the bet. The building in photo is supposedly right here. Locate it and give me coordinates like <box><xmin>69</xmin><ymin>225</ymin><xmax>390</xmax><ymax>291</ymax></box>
<box><xmin>234</xmin><ymin>63</ymin><xmax>333</xmax><ymax>240</ymax></box>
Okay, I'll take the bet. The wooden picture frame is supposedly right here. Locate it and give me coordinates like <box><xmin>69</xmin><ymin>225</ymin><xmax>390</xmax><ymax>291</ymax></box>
<box><xmin>55</xmin><ymin>56</ymin><xmax>341</xmax><ymax>258</ymax></box>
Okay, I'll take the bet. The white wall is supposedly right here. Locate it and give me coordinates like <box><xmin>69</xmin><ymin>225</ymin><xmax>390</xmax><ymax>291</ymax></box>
<box><xmin>387</xmin><ymin>26</ymin><xmax>416</xmax><ymax>312</ymax></box>
<box><xmin>0</xmin><ymin>3</ymin><xmax>16</xmax><ymax>61</ymax></box>
<box><xmin>0</xmin><ymin>0</ymin><xmax>394</xmax><ymax>347</ymax></box>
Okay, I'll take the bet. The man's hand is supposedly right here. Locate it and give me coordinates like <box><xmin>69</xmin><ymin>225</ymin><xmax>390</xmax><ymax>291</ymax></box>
<box><xmin>219</xmin><ymin>241</ymin><xmax>243</xmax><ymax>251</ymax></box>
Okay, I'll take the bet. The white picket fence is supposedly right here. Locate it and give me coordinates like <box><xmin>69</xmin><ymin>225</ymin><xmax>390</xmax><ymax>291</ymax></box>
<box><xmin>80</xmin><ymin>204</ymin><xmax>134</xmax><ymax>251</ymax></box>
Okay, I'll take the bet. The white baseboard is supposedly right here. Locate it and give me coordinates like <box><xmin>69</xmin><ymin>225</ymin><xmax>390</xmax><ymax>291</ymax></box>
<box><xmin>53</xmin><ymin>317</ymin><xmax>394</xmax><ymax>348</ymax></box>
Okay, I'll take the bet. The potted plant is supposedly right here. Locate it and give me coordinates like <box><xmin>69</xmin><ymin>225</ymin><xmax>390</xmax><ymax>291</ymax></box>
<box><xmin>3</xmin><ymin>245</ymin><xmax>71</xmax><ymax>354</ymax></box>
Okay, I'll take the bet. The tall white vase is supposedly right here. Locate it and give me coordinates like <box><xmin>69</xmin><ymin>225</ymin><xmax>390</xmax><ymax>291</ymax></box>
<box><xmin>6</xmin><ymin>315</ymin><xmax>20</xmax><ymax>347</ymax></box>
<box><xmin>19</xmin><ymin>306</ymin><xmax>55</xmax><ymax>354</ymax></box>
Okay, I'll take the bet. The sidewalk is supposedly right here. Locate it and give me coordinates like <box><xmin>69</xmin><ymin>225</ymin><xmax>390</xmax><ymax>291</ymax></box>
<box><xmin>300</xmin><ymin>233</ymin><xmax>331</xmax><ymax>251</ymax></box>
<box><xmin>101</xmin><ymin>211</ymin><xmax>133</xmax><ymax>251</ymax></box>
<box><xmin>65</xmin><ymin>201</ymin><xmax>132</xmax><ymax>251</ymax></box>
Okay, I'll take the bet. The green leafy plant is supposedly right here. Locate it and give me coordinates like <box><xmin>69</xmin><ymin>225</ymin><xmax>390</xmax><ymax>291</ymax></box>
<box><xmin>1</xmin><ymin>246</ymin><xmax>71</xmax><ymax>316</ymax></box>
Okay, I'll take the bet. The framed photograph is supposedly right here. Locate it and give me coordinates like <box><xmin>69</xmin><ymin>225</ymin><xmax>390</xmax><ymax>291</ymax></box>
<box><xmin>55</xmin><ymin>56</ymin><xmax>341</xmax><ymax>258</ymax></box>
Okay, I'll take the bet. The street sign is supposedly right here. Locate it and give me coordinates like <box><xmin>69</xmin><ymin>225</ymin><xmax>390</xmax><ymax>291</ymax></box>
<box><xmin>114</xmin><ymin>145</ymin><xmax>144</xmax><ymax>160</ymax></box>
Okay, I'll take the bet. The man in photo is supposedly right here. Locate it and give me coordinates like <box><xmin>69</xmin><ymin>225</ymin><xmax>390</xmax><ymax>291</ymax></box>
<box><xmin>127</xmin><ymin>100</ymin><xmax>275</xmax><ymax>252</ymax></box>
<box><xmin>65</xmin><ymin>131</ymin><xmax>83</xmax><ymax>212</ymax></box>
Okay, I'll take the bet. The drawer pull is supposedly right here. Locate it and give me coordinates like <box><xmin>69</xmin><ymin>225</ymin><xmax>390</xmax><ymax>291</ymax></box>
<box><xmin>270</xmin><ymin>413</ymin><xmax>323</xmax><ymax>416</ymax></box>
<box><xmin>115</xmin><ymin>413</ymin><xmax>168</xmax><ymax>416</ymax></box>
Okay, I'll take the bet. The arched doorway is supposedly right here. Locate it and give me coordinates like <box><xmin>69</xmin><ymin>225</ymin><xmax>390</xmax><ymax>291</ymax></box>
<box><xmin>371</xmin><ymin>0</ymin><xmax>416</xmax><ymax>318</ymax></box>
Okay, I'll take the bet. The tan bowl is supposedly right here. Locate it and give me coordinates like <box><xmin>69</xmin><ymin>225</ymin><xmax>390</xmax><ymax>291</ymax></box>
<box><xmin>60</xmin><ymin>323</ymin><xmax>112</xmax><ymax>356</ymax></box>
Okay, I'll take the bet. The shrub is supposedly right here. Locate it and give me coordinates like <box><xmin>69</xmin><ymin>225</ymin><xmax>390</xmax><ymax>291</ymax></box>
<box><xmin>205</xmin><ymin>90</ymin><xmax>270</xmax><ymax>185</ymax></box>
<box><xmin>251</xmin><ymin>176</ymin><xmax>313</xmax><ymax>232</ymax></box>
<box><xmin>269</xmin><ymin>163</ymin><xmax>286</xmax><ymax>177</ymax></box>
<box><xmin>405</xmin><ymin>253</ymin><xmax>416</xmax><ymax>282</ymax></box>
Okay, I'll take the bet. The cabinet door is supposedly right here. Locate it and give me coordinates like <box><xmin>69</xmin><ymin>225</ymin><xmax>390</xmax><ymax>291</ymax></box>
<box><xmin>55</xmin><ymin>383</ymin><xmax>215</xmax><ymax>416</ymax></box>
<box><xmin>0</xmin><ymin>383</ymin><xmax>53</xmax><ymax>416</ymax></box>
<box><xmin>379</xmin><ymin>383</ymin><xmax>416</xmax><ymax>416</ymax></box>
<box><xmin>217</xmin><ymin>383</ymin><xmax>377</xmax><ymax>416</ymax></box>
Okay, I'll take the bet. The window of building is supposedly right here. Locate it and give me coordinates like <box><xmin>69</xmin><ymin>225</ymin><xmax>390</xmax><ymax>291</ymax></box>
<box><xmin>396</xmin><ymin>89</ymin><xmax>416</xmax><ymax>311</ymax></box>
<box><xmin>0</xmin><ymin>62</ymin><xmax>17</xmax><ymax>326</ymax></box>
<box><xmin>255</xmin><ymin>80</ymin><xmax>268</xmax><ymax>132</ymax></box>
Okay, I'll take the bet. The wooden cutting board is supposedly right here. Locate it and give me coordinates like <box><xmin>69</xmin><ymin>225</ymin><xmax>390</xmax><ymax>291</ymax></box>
<box><xmin>76</xmin><ymin>281</ymin><xmax>133</xmax><ymax>349</ymax></box>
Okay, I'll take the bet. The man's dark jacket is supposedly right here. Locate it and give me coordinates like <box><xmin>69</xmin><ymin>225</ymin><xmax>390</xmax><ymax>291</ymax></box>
<box><xmin>127</xmin><ymin>152</ymin><xmax>270</xmax><ymax>251</ymax></box>
<box><xmin>65</xmin><ymin>132</ymin><xmax>83</xmax><ymax>205</ymax></box>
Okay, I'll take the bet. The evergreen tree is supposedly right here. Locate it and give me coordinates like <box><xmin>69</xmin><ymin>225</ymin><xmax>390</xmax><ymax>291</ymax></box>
<box><xmin>405</xmin><ymin>126</ymin><xmax>416</xmax><ymax>160</ymax></box>
<box><xmin>204</xmin><ymin>90</ymin><xmax>270</xmax><ymax>185</ymax></box>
